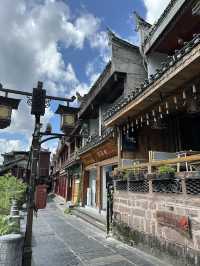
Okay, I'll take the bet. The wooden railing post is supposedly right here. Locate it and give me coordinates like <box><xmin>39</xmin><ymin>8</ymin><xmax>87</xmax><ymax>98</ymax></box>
<box><xmin>181</xmin><ymin>173</ymin><xmax>187</xmax><ymax>195</ymax></box>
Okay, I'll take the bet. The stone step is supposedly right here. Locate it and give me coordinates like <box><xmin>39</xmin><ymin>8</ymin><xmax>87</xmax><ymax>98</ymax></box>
<box><xmin>72</xmin><ymin>208</ymin><xmax>106</xmax><ymax>232</ymax></box>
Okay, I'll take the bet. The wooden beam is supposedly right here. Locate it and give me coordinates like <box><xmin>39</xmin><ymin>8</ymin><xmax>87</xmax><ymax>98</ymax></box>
<box><xmin>96</xmin><ymin>165</ymin><xmax>101</xmax><ymax>209</ymax></box>
<box><xmin>117</xmin><ymin>127</ymin><xmax>122</xmax><ymax>167</ymax></box>
<box><xmin>122</xmin><ymin>153</ymin><xmax>200</xmax><ymax>170</ymax></box>
<box><xmin>85</xmin><ymin>156</ymin><xmax>118</xmax><ymax>170</ymax></box>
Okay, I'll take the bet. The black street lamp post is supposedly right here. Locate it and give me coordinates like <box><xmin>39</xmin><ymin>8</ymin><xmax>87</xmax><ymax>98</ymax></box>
<box><xmin>23</xmin><ymin>115</ymin><xmax>41</xmax><ymax>266</ymax></box>
<box><xmin>0</xmin><ymin>81</ymin><xmax>76</xmax><ymax>266</ymax></box>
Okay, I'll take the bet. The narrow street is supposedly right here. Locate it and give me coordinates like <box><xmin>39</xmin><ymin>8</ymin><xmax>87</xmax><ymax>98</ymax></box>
<box><xmin>32</xmin><ymin>199</ymin><xmax>169</xmax><ymax>266</ymax></box>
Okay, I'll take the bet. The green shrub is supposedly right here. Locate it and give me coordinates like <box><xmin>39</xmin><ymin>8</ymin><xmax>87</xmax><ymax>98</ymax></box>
<box><xmin>0</xmin><ymin>174</ymin><xmax>27</xmax><ymax>236</ymax></box>
<box><xmin>123</xmin><ymin>171</ymin><xmax>129</xmax><ymax>181</ymax></box>
<box><xmin>158</xmin><ymin>165</ymin><xmax>176</xmax><ymax>175</ymax></box>
<box><xmin>0</xmin><ymin>215</ymin><xmax>20</xmax><ymax>236</ymax></box>
<box><xmin>0</xmin><ymin>174</ymin><xmax>27</xmax><ymax>215</ymax></box>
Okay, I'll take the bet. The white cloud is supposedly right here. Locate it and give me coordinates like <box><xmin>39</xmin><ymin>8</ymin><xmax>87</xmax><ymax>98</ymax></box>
<box><xmin>84</xmin><ymin>30</ymin><xmax>110</xmax><ymax>88</ymax></box>
<box><xmin>0</xmin><ymin>0</ymin><xmax>106</xmax><ymax>157</ymax></box>
<box><xmin>89</xmin><ymin>31</ymin><xmax>111</xmax><ymax>63</ymax></box>
<box><xmin>0</xmin><ymin>0</ymin><xmax>104</xmax><ymax>95</ymax></box>
<box><xmin>0</xmin><ymin>139</ymin><xmax>26</xmax><ymax>164</ymax></box>
<box><xmin>1</xmin><ymin>103</ymin><xmax>53</xmax><ymax>138</ymax></box>
<box><xmin>126</xmin><ymin>34</ymin><xmax>139</xmax><ymax>46</ymax></box>
<box><xmin>75</xmin><ymin>14</ymin><xmax>100</xmax><ymax>46</ymax></box>
<box><xmin>85</xmin><ymin>31</ymin><xmax>110</xmax><ymax>91</ymax></box>
<box><xmin>143</xmin><ymin>0</ymin><xmax>171</xmax><ymax>24</ymax></box>
<box><xmin>65</xmin><ymin>64</ymin><xmax>78</xmax><ymax>84</ymax></box>
<box><xmin>89</xmin><ymin>73</ymin><xmax>100</xmax><ymax>86</ymax></box>
<box><xmin>75</xmin><ymin>82</ymin><xmax>90</xmax><ymax>99</ymax></box>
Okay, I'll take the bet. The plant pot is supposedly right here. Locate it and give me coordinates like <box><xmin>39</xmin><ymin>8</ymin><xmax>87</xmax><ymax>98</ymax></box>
<box><xmin>147</xmin><ymin>173</ymin><xmax>157</xmax><ymax>180</ymax></box>
<box><xmin>129</xmin><ymin>173</ymin><xmax>145</xmax><ymax>181</ymax></box>
<box><xmin>157</xmin><ymin>173</ymin><xmax>175</xmax><ymax>180</ymax></box>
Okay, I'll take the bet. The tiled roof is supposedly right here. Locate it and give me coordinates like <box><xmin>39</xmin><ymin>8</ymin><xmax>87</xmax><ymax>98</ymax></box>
<box><xmin>79</xmin><ymin>32</ymin><xmax>139</xmax><ymax>117</ymax></box>
<box><xmin>142</xmin><ymin>0</ymin><xmax>178</xmax><ymax>47</ymax></box>
<box><xmin>79</xmin><ymin>61</ymin><xmax>112</xmax><ymax>108</ymax></box>
<box><xmin>104</xmin><ymin>33</ymin><xmax>200</xmax><ymax>122</ymax></box>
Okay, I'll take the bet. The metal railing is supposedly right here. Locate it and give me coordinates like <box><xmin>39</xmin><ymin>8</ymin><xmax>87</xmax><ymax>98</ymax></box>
<box><xmin>115</xmin><ymin>179</ymin><xmax>149</xmax><ymax>193</ymax></box>
<box><xmin>114</xmin><ymin>173</ymin><xmax>200</xmax><ymax>196</ymax></box>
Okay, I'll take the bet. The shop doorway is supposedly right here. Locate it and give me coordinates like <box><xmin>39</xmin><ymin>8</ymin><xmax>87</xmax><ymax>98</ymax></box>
<box><xmin>180</xmin><ymin>115</ymin><xmax>200</xmax><ymax>151</ymax></box>
<box><xmin>88</xmin><ymin>169</ymin><xmax>96</xmax><ymax>207</ymax></box>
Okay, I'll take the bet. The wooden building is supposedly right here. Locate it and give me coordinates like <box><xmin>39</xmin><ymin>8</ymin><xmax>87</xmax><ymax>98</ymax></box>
<box><xmin>78</xmin><ymin>32</ymin><xmax>146</xmax><ymax>214</ymax></box>
<box><xmin>103</xmin><ymin>1</ymin><xmax>200</xmax><ymax>264</ymax></box>
<box><xmin>50</xmin><ymin>0</ymin><xmax>200</xmax><ymax>263</ymax></box>
<box><xmin>0</xmin><ymin>150</ymin><xmax>50</xmax><ymax>183</ymax></box>
<box><xmin>0</xmin><ymin>151</ymin><xmax>29</xmax><ymax>179</ymax></box>
<box><xmin>52</xmin><ymin>106</ymin><xmax>81</xmax><ymax>204</ymax></box>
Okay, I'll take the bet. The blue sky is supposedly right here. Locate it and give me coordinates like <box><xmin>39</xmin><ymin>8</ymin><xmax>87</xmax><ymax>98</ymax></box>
<box><xmin>0</xmin><ymin>0</ymin><xmax>170</xmax><ymax>163</ymax></box>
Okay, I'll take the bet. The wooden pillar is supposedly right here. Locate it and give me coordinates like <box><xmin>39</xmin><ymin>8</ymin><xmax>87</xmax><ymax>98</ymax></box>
<box><xmin>64</xmin><ymin>176</ymin><xmax>67</xmax><ymax>199</ymax></box>
<box><xmin>71</xmin><ymin>177</ymin><xmax>75</xmax><ymax>203</ymax></box>
<box><xmin>96</xmin><ymin>165</ymin><xmax>101</xmax><ymax>210</ymax></box>
<box><xmin>149</xmin><ymin>180</ymin><xmax>153</xmax><ymax>194</ymax></box>
<box><xmin>81</xmin><ymin>168</ymin><xmax>89</xmax><ymax>206</ymax></box>
<box><xmin>74</xmin><ymin>137</ymin><xmax>78</xmax><ymax>153</ymax></box>
<box><xmin>181</xmin><ymin>173</ymin><xmax>187</xmax><ymax>195</ymax></box>
<box><xmin>117</xmin><ymin>127</ymin><xmax>122</xmax><ymax>168</ymax></box>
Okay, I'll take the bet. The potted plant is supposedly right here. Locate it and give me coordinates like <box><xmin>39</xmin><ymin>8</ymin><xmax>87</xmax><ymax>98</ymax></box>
<box><xmin>123</xmin><ymin>171</ymin><xmax>145</xmax><ymax>181</ymax></box>
<box><xmin>157</xmin><ymin>165</ymin><xmax>176</xmax><ymax>179</ymax></box>
<box><xmin>112</xmin><ymin>168</ymin><xmax>125</xmax><ymax>180</ymax></box>
<box><xmin>123</xmin><ymin>170</ymin><xmax>132</xmax><ymax>181</ymax></box>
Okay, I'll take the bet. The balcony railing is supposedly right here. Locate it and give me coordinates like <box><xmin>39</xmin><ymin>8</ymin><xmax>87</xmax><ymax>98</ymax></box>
<box><xmin>115</xmin><ymin>152</ymin><xmax>200</xmax><ymax>195</ymax></box>
<box><xmin>115</xmin><ymin>174</ymin><xmax>200</xmax><ymax>195</ymax></box>
<box><xmin>63</xmin><ymin>151</ymin><xmax>80</xmax><ymax>167</ymax></box>
<box><xmin>104</xmin><ymin>33</ymin><xmax>200</xmax><ymax>122</ymax></box>
<box><xmin>79</xmin><ymin>127</ymin><xmax>114</xmax><ymax>155</ymax></box>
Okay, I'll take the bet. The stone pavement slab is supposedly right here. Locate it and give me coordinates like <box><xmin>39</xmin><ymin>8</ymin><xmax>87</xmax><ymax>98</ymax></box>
<box><xmin>32</xmin><ymin>200</ymin><xmax>171</xmax><ymax>266</ymax></box>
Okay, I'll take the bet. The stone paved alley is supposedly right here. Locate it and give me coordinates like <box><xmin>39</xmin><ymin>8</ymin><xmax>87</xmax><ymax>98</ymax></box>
<box><xmin>32</xmin><ymin>199</ymin><xmax>170</xmax><ymax>266</ymax></box>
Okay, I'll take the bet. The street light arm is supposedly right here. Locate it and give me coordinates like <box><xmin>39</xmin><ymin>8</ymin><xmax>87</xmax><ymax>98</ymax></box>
<box><xmin>40</xmin><ymin>135</ymin><xmax>64</xmax><ymax>145</ymax></box>
<box><xmin>0</xmin><ymin>84</ymin><xmax>76</xmax><ymax>103</ymax></box>
<box><xmin>46</xmin><ymin>94</ymin><xmax>76</xmax><ymax>102</ymax></box>
<box><xmin>39</xmin><ymin>132</ymin><xmax>66</xmax><ymax>137</ymax></box>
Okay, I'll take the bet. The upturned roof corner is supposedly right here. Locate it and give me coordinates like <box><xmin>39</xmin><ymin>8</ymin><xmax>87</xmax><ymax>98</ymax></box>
<box><xmin>107</xmin><ymin>27</ymin><xmax>116</xmax><ymax>44</ymax></box>
<box><xmin>107</xmin><ymin>27</ymin><xmax>138</xmax><ymax>50</ymax></box>
<box><xmin>133</xmin><ymin>11</ymin><xmax>152</xmax><ymax>32</ymax></box>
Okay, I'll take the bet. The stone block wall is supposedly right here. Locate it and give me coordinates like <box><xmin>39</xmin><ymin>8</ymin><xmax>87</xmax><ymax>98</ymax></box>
<box><xmin>113</xmin><ymin>191</ymin><xmax>200</xmax><ymax>265</ymax></box>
